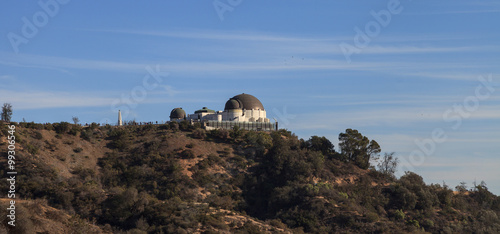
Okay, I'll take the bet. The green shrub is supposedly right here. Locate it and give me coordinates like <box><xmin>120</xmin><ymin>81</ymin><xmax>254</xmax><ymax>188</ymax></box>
<box><xmin>107</xmin><ymin>128</ymin><xmax>130</xmax><ymax>151</ymax></box>
<box><xmin>69</xmin><ymin>126</ymin><xmax>81</xmax><ymax>136</ymax></box>
<box><xmin>54</xmin><ymin>122</ymin><xmax>71</xmax><ymax>134</ymax></box>
<box><xmin>25</xmin><ymin>142</ymin><xmax>40</xmax><ymax>155</ymax></box>
<box><xmin>406</xmin><ymin>219</ymin><xmax>419</xmax><ymax>228</ymax></box>
<box><xmin>393</xmin><ymin>209</ymin><xmax>405</xmax><ymax>221</ymax></box>
<box><xmin>421</xmin><ymin>219</ymin><xmax>434</xmax><ymax>230</ymax></box>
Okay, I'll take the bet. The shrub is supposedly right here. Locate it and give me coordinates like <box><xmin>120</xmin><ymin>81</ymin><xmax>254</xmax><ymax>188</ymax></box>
<box><xmin>180</xmin><ymin>149</ymin><xmax>195</xmax><ymax>159</ymax></box>
<box><xmin>54</xmin><ymin>122</ymin><xmax>71</xmax><ymax>134</ymax></box>
<box><xmin>193</xmin><ymin>128</ymin><xmax>206</xmax><ymax>139</ymax></box>
<box><xmin>230</xmin><ymin>125</ymin><xmax>242</xmax><ymax>140</ymax></box>
<box><xmin>179</xmin><ymin>120</ymin><xmax>190</xmax><ymax>131</ymax></box>
<box><xmin>169</xmin><ymin>121</ymin><xmax>179</xmax><ymax>131</ymax></box>
<box><xmin>69</xmin><ymin>126</ymin><xmax>81</xmax><ymax>136</ymax></box>
<box><xmin>80</xmin><ymin>129</ymin><xmax>92</xmax><ymax>141</ymax></box>
<box><xmin>366</xmin><ymin>212</ymin><xmax>379</xmax><ymax>222</ymax></box>
<box><xmin>421</xmin><ymin>219</ymin><xmax>434</xmax><ymax>230</ymax></box>
<box><xmin>32</xmin><ymin>131</ymin><xmax>43</xmax><ymax>140</ymax></box>
<box><xmin>339</xmin><ymin>192</ymin><xmax>349</xmax><ymax>200</ymax></box>
<box><xmin>107</xmin><ymin>128</ymin><xmax>130</xmax><ymax>151</ymax></box>
<box><xmin>235</xmin><ymin>221</ymin><xmax>262</xmax><ymax>233</ymax></box>
<box><xmin>73</xmin><ymin>147</ymin><xmax>83</xmax><ymax>153</ymax></box>
<box><xmin>393</xmin><ymin>209</ymin><xmax>405</xmax><ymax>221</ymax></box>
<box><xmin>218</xmin><ymin>129</ymin><xmax>229</xmax><ymax>140</ymax></box>
<box><xmin>44</xmin><ymin>123</ymin><xmax>54</xmax><ymax>131</ymax></box>
<box><xmin>26</xmin><ymin>142</ymin><xmax>40</xmax><ymax>155</ymax></box>
<box><xmin>406</xmin><ymin>219</ymin><xmax>419</xmax><ymax>228</ymax></box>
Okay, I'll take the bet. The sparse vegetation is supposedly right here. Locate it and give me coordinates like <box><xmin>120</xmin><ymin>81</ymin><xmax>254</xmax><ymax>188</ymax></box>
<box><xmin>1</xmin><ymin>103</ymin><xmax>13</xmax><ymax>122</ymax></box>
<box><xmin>0</xmin><ymin>124</ymin><xmax>498</xmax><ymax>233</ymax></box>
<box><xmin>73</xmin><ymin>147</ymin><xmax>83</xmax><ymax>153</ymax></box>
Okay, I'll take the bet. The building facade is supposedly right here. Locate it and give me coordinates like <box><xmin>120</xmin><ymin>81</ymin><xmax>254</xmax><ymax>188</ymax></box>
<box><xmin>170</xmin><ymin>93</ymin><xmax>276</xmax><ymax>131</ymax></box>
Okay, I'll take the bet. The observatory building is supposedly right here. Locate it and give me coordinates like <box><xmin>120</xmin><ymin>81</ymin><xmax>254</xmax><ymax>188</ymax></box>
<box><xmin>170</xmin><ymin>93</ymin><xmax>276</xmax><ymax>131</ymax></box>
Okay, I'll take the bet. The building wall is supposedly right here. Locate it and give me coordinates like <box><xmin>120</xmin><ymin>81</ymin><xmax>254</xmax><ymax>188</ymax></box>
<box><xmin>205</xmin><ymin>120</ymin><xmax>276</xmax><ymax>131</ymax></box>
<box><xmin>187</xmin><ymin>109</ymin><xmax>269</xmax><ymax>123</ymax></box>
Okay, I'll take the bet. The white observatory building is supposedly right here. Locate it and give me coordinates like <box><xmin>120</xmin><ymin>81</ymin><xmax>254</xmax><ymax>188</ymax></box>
<box><xmin>170</xmin><ymin>93</ymin><xmax>275</xmax><ymax>131</ymax></box>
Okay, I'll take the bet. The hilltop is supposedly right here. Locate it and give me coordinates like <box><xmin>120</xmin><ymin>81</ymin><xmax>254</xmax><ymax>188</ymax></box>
<box><xmin>1</xmin><ymin>121</ymin><xmax>499</xmax><ymax>233</ymax></box>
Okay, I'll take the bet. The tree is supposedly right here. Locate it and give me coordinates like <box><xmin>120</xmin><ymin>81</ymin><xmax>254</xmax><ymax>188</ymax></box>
<box><xmin>72</xmin><ymin>116</ymin><xmax>80</xmax><ymax>125</ymax></box>
<box><xmin>338</xmin><ymin>128</ymin><xmax>380</xmax><ymax>169</ymax></box>
<box><xmin>377</xmin><ymin>152</ymin><xmax>399</xmax><ymax>177</ymax></box>
<box><xmin>1</xmin><ymin>103</ymin><xmax>13</xmax><ymax>122</ymax></box>
<box><xmin>455</xmin><ymin>181</ymin><xmax>468</xmax><ymax>193</ymax></box>
<box><xmin>303</xmin><ymin>136</ymin><xmax>335</xmax><ymax>156</ymax></box>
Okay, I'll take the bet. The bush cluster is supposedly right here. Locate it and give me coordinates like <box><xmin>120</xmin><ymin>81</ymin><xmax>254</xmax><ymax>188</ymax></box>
<box><xmin>2</xmin><ymin>124</ymin><xmax>499</xmax><ymax>233</ymax></box>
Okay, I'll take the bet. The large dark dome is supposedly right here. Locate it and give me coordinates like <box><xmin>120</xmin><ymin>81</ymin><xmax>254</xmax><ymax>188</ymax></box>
<box><xmin>224</xmin><ymin>93</ymin><xmax>265</xmax><ymax>111</ymax></box>
<box><xmin>170</xmin><ymin>108</ymin><xmax>186</xmax><ymax>119</ymax></box>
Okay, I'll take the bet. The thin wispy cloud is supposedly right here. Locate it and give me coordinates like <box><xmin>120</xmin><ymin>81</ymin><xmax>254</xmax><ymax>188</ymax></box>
<box><xmin>288</xmin><ymin>104</ymin><xmax>500</xmax><ymax>131</ymax></box>
<box><xmin>82</xmin><ymin>28</ymin><xmax>340</xmax><ymax>42</ymax></box>
<box><xmin>405</xmin><ymin>9</ymin><xmax>500</xmax><ymax>15</ymax></box>
<box><xmin>1</xmin><ymin>51</ymin><xmax>496</xmax><ymax>81</ymax></box>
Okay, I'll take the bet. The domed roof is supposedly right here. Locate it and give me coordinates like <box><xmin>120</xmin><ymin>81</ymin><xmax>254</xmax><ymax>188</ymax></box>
<box><xmin>170</xmin><ymin>108</ymin><xmax>186</xmax><ymax>119</ymax></box>
<box><xmin>224</xmin><ymin>99</ymin><xmax>242</xmax><ymax>110</ymax></box>
<box><xmin>224</xmin><ymin>93</ymin><xmax>265</xmax><ymax>111</ymax></box>
<box><xmin>194</xmin><ymin>107</ymin><xmax>215</xmax><ymax>114</ymax></box>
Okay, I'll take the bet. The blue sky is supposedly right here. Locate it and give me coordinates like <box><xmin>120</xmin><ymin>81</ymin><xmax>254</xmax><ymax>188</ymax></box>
<box><xmin>1</xmin><ymin>0</ymin><xmax>499</xmax><ymax>194</ymax></box>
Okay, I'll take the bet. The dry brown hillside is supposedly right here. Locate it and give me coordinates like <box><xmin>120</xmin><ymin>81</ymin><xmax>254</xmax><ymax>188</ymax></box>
<box><xmin>0</xmin><ymin>198</ymin><xmax>106</xmax><ymax>233</ymax></box>
<box><xmin>0</xmin><ymin>122</ymin><xmax>499</xmax><ymax>233</ymax></box>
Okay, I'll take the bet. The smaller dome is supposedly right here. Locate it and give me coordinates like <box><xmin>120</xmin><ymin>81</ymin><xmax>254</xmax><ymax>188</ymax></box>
<box><xmin>194</xmin><ymin>107</ymin><xmax>215</xmax><ymax>114</ymax></box>
<box><xmin>224</xmin><ymin>99</ymin><xmax>242</xmax><ymax>110</ymax></box>
<box><xmin>170</xmin><ymin>108</ymin><xmax>186</xmax><ymax>119</ymax></box>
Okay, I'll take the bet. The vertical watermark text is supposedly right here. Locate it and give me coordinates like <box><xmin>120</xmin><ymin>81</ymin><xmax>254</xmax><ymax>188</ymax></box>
<box><xmin>6</xmin><ymin>124</ymin><xmax>17</xmax><ymax>227</ymax></box>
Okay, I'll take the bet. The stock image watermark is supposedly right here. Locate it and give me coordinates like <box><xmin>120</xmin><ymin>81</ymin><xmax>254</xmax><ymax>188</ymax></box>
<box><xmin>339</xmin><ymin>0</ymin><xmax>405</xmax><ymax>63</ymax></box>
<box><xmin>273</xmin><ymin>106</ymin><xmax>296</xmax><ymax>130</ymax></box>
<box><xmin>213</xmin><ymin>0</ymin><xmax>243</xmax><ymax>21</ymax></box>
<box><xmin>7</xmin><ymin>0</ymin><xmax>70</xmax><ymax>54</ymax></box>
<box><xmin>400</xmin><ymin>74</ymin><xmax>496</xmax><ymax>172</ymax></box>
<box><xmin>5</xmin><ymin>124</ymin><xmax>17</xmax><ymax>227</ymax></box>
<box><xmin>101</xmin><ymin>65</ymin><xmax>169</xmax><ymax>125</ymax></box>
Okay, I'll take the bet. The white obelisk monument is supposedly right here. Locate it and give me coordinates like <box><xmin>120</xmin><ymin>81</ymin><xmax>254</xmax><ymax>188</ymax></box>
<box><xmin>118</xmin><ymin>110</ymin><xmax>123</xmax><ymax>126</ymax></box>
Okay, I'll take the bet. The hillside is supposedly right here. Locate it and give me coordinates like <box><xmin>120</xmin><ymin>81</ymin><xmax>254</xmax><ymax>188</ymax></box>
<box><xmin>1</xmin><ymin>121</ymin><xmax>499</xmax><ymax>233</ymax></box>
